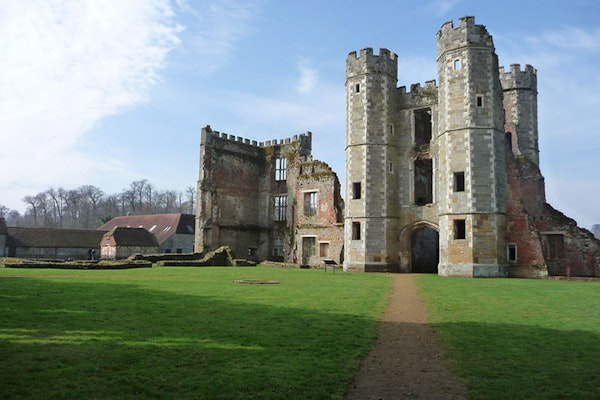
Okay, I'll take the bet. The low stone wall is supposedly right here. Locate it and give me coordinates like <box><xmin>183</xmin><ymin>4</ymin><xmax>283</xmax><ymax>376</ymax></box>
<box><xmin>157</xmin><ymin>246</ymin><xmax>236</xmax><ymax>267</ymax></box>
<box><xmin>3</xmin><ymin>258</ymin><xmax>152</xmax><ymax>269</ymax></box>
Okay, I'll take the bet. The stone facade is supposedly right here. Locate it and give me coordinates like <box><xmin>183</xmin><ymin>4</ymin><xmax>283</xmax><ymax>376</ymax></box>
<box><xmin>344</xmin><ymin>16</ymin><xmax>600</xmax><ymax>277</ymax></box>
<box><xmin>195</xmin><ymin>126</ymin><xmax>344</xmax><ymax>266</ymax></box>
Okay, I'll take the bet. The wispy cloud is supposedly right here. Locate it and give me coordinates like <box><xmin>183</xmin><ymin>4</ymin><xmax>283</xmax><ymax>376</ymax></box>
<box><xmin>497</xmin><ymin>25</ymin><xmax>600</xmax><ymax>227</ymax></box>
<box><xmin>296</xmin><ymin>58</ymin><xmax>318</xmax><ymax>94</ymax></box>
<box><xmin>0</xmin><ymin>0</ymin><xmax>182</xmax><ymax>210</ymax></box>
<box><xmin>177</xmin><ymin>0</ymin><xmax>264</xmax><ymax>75</ymax></box>
<box><xmin>429</xmin><ymin>0</ymin><xmax>463</xmax><ymax>18</ymax></box>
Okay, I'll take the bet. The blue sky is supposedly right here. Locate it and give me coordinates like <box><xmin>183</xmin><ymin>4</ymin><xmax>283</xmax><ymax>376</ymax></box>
<box><xmin>1</xmin><ymin>0</ymin><xmax>599</xmax><ymax>229</ymax></box>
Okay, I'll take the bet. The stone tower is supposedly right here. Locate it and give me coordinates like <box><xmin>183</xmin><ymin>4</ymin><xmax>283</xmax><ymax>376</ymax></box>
<box><xmin>500</xmin><ymin>64</ymin><xmax>539</xmax><ymax>165</ymax></box>
<box><xmin>344</xmin><ymin>48</ymin><xmax>399</xmax><ymax>272</ymax></box>
<box><xmin>436</xmin><ymin>16</ymin><xmax>508</xmax><ymax>276</ymax></box>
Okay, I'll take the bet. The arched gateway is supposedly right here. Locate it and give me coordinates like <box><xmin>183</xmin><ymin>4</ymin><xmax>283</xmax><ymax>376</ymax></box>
<box><xmin>400</xmin><ymin>222</ymin><xmax>439</xmax><ymax>273</ymax></box>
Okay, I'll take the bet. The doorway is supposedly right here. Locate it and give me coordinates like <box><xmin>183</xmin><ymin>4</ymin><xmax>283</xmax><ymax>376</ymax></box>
<box><xmin>411</xmin><ymin>226</ymin><xmax>439</xmax><ymax>273</ymax></box>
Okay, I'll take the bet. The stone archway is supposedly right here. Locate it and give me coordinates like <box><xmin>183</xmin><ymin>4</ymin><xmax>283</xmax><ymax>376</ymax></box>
<box><xmin>410</xmin><ymin>225</ymin><xmax>439</xmax><ymax>273</ymax></box>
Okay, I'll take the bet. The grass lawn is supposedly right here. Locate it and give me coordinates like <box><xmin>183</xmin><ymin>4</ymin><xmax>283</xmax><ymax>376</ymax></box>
<box><xmin>416</xmin><ymin>275</ymin><xmax>600</xmax><ymax>400</ymax></box>
<box><xmin>0</xmin><ymin>267</ymin><xmax>392</xmax><ymax>400</ymax></box>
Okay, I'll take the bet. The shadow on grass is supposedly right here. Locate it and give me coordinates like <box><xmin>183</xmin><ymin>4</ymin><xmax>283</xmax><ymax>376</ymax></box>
<box><xmin>430</xmin><ymin>321</ymin><xmax>600</xmax><ymax>400</ymax></box>
<box><xmin>0</xmin><ymin>277</ymin><xmax>378</xmax><ymax>400</ymax></box>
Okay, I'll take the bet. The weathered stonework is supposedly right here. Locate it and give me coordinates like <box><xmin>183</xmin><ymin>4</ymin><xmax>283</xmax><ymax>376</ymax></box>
<box><xmin>344</xmin><ymin>16</ymin><xmax>600</xmax><ymax>277</ymax></box>
<box><xmin>195</xmin><ymin>126</ymin><xmax>344</xmax><ymax>266</ymax></box>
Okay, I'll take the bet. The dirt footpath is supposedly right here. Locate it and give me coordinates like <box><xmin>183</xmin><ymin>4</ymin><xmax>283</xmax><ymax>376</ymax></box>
<box><xmin>344</xmin><ymin>274</ymin><xmax>468</xmax><ymax>400</ymax></box>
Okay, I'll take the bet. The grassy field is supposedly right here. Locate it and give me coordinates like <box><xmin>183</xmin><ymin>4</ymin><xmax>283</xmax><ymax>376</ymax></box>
<box><xmin>0</xmin><ymin>267</ymin><xmax>392</xmax><ymax>400</ymax></box>
<box><xmin>416</xmin><ymin>275</ymin><xmax>600</xmax><ymax>400</ymax></box>
<box><xmin>2</xmin><ymin>267</ymin><xmax>598</xmax><ymax>399</ymax></box>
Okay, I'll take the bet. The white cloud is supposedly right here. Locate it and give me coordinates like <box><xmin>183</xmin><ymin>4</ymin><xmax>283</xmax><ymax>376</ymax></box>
<box><xmin>0</xmin><ymin>0</ymin><xmax>182</xmax><ymax>211</ymax></box>
<box><xmin>297</xmin><ymin>58</ymin><xmax>318</xmax><ymax>94</ymax></box>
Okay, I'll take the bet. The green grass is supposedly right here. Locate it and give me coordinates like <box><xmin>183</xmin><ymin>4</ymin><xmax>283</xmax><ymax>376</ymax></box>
<box><xmin>0</xmin><ymin>267</ymin><xmax>392</xmax><ymax>400</ymax></box>
<box><xmin>416</xmin><ymin>275</ymin><xmax>600</xmax><ymax>400</ymax></box>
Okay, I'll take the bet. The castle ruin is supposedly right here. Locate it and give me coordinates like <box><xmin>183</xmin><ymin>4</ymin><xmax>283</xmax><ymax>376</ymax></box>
<box><xmin>196</xmin><ymin>16</ymin><xmax>600</xmax><ymax>277</ymax></box>
<box><xmin>195</xmin><ymin>127</ymin><xmax>344</xmax><ymax>266</ymax></box>
<box><xmin>344</xmin><ymin>16</ymin><xmax>600</xmax><ymax>277</ymax></box>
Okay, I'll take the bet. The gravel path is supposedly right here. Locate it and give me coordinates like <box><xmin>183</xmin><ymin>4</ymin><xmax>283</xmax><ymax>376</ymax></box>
<box><xmin>344</xmin><ymin>274</ymin><xmax>469</xmax><ymax>399</ymax></box>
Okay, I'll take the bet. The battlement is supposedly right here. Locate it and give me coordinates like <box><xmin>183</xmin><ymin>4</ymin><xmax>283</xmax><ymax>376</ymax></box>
<box><xmin>398</xmin><ymin>79</ymin><xmax>438</xmax><ymax>96</ymax></box>
<box><xmin>346</xmin><ymin>47</ymin><xmax>398</xmax><ymax>79</ymax></box>
<box><xmin>499</xmin><ymin>64</ymin><xmax>537</xmax><ymax>90</ymax></box>
<box><xmin>437</xmin><ymin>16</ymin><xmax>494</xmax><ymax>58</ymax></box>
<box><xmin>201</xmin><ymin>125</ymin><xmax>312</xmax><ymax>152</ymax></box>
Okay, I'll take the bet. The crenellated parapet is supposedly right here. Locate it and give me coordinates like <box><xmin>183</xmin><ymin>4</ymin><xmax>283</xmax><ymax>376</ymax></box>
<box><xmin>499</xmin><ymin>64</ymin><xmax>537</xmax><ymax>91</ymax></box>
<box><xmin>436</xmin><ymin>16</ymin><xmax>495</xmax><ymax>60</ymax></box>
<box><xmin>346</xmin><ymin>47</ymin><xmax>398</xmax><ymax>80</ymax></box>
<box><xmin>201</xmin><ymin>125</ymin><xmax>312</xmax><ymax>153</ymax></box>
<box><xmin>398</xmin><ymin>80</ymin><xmax>438</xmax><ymax>108</ymax></box>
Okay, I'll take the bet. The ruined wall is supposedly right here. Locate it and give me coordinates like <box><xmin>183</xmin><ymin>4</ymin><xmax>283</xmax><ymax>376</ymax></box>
<box><xmin>196</xmin><ymin>125</ymin><xmax>343</xmax><ymax>266</ymax></box>
<box><xmin>196</xmin><ymin>126</ymin><xmax>266</xmax><ymax>260</ymax></box>
<box><xmin>506</xmin><ymin>137</ymin><xmax>600</xmax><ymax>277</ymax></box>
<box><xmin>295</xmin><ymin>158</ymin><xmax>344</xmax><ymax>265</ymax></box>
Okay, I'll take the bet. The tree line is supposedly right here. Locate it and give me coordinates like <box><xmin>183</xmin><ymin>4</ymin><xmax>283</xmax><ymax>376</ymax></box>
<box><xmin>0</xmin><ymin>179</ymin><xmax>195</xmax><ymax>229</ymax></box>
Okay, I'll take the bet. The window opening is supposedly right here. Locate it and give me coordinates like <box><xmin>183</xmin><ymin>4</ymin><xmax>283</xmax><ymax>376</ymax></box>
<box><xmin>352</xmin><ymin>182</ymin><xmax>361</xmax><ymax>199</ymax></box>
<box><xmin>319</xmin><ymin>242</ymin><xmax>329</xmax><ymax>258</ymax></box>
<box><xmin>355</xmin><ymin>83</ymin><xmax>360</xmax><ymax>93</ymax></box>
<box><xmin>507</xmin><ymin>243</ymin><xmax>517</xmax><ymax>262</ymax></box>
<box><xmin>414</xmin><ymin>159</ymin><xmax>433</xmax><ymax>205</ymax></box>
<box><xmin>476</xmin><ymin>95</ymin><xmax>483</xmax><ymax>107</ymax></box>
<box><xmin>389</xmin><ymin>162</ymin><xmax>394</xmax><ymax>173</ymax></box>
<box><xmin>304</xmin><ymin>192</ymin><xmax>318</xmax><ymax>216</ymax></box>
<box><xmin>275</xmin><ymin>158</ymin><xmax>287</xmax><ymax>181</ymax></box>
<box><xmin>352</xmin><ymin>222</ymin><xmax>361</xmax><ymax>240</ymax></box>
<box><xmin>414</xmin><ymin>109</ymin><xmax>432</xmax><ymax>145</ymax></box>
<box><xmin>454</xmin><ymin>172</ymin><xmax>465</xmax><ymax>192</ymax></box>
<box><xmin>274</xmin><ymin>195</ymin><xmax>287</xmax><ymax>221</ymax></box>
<box><xmin>454</xmin><ymin>59</ymin><xmax>461</xmax><ymax>70</ymax></box>
<box><xmin>454</xmin><ymin>219</ymin><xmax>466</xmax><ymax>240</ymax></box>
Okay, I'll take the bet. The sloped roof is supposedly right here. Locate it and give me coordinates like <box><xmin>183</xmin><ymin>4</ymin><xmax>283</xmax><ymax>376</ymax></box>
<box><xmin>98</xmin><ymin>214</ymin><xmax>195</xmax><ymax>245</ymax></box>
<box><xmin>7</xmin><ymin>227</ymin><xmax>106</xmax><ymax>248</ymax></box>
<box><xmin>104</xmin><ymin>227</ymin><xmax>158</xmax><ymax>247</ymax></box>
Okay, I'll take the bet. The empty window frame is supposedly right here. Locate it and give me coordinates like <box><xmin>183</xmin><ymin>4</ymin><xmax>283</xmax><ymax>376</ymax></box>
<box><xmin>352</xmin><ymin>182</ymin><xmax>361</xmax><ymax>199</ymax></box>
<box><xmin>275</xmin><ymin>158</ymin><xmax>287</xmax><ymax>181</ymax></box>
<box><xmin>355</xmin><ymin>83</ymin><xmax>360</xmax><ymax>93</ymax></box>
<box><xmin>303</xmin><ymin>237</ymin><xmax>316</xmax><ymax>257</ymax></box>
<box><xmin>274</xmin><ymin>195</ymin><xmax>287</xmax><ymax>221</ymax></box>
<box><xmin>414</xmin><ymin>159</ymin><xmax>433</xmax><ymax>205</ymax></box>
<box><xmin>414</xmin><ymin>109</ymin><xmax>432</xmax><ymax>146</ymax></box>
<box><xmin>476</xmin><ymin>95</ymin><xmax>484</xmax><ymax>107</ymax></box>
<box><xmin>304</xmin><ymin>191</ymin><xmax>318</xmax><ymax>216</ymax></box>
<box><xmin>454</xmin><ymin>171</ymin><xmax>465</xmax><ymax>192</ymax></box>
<box><xmin>352</xmin><ymin>222</ymin><xmax>361</xmax><ymax>240</ymax></box>
<box><xmin>454</xmin><ymin>59</ymin><xmax>461</xmax><ymax>70</ymax></box>
<box><xmin>507</xmin><ymin>243</ymin><xmax>517</xmax><ymax>262</ymax></box>
<box><xmin>454</xmin><ymin>219</ymin><xmax>466</xmax><ymax>240</ymax></box>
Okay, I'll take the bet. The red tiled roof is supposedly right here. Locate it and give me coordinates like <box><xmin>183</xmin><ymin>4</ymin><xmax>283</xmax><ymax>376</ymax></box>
<box><xmin>97</xmin><ymin>214</ymin><xmax>195</xmax><ymax>244</ymax></box>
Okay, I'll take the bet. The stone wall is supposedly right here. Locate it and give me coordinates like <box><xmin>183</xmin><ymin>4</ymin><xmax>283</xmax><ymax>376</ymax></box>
<box><xmin>196</xmin><ymin>125</ymin><xmax>343</xmax><ymax>267</ymax></box>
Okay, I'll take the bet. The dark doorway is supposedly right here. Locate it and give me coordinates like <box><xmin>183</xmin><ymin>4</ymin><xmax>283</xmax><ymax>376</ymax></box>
<box><xmin>411</xmin><ymin>227</ymin><xmax>439</xmax><ymax>273</ymax></box>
